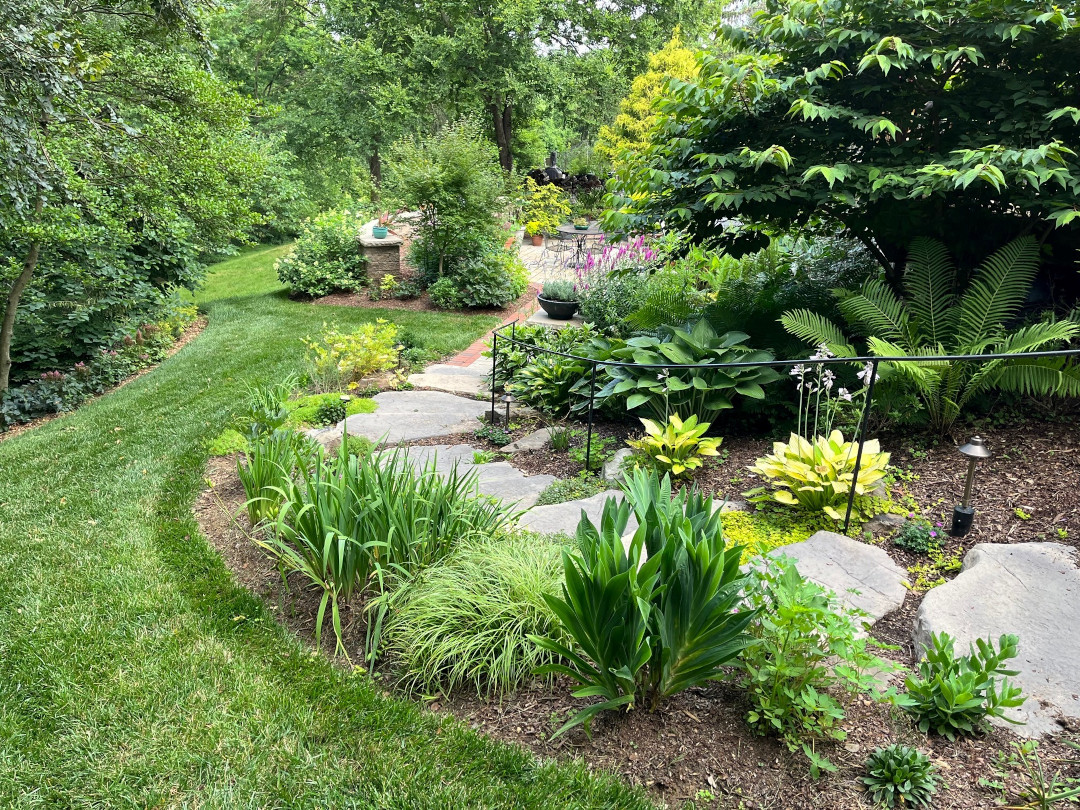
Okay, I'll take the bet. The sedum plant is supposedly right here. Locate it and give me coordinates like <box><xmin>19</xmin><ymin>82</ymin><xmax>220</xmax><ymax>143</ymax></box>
<box><xmin>862</xmin><ymin>744</ymin><xmax>937</xmax><ymax>809</ymax></box>
<box><xmin>627</xmin><ymin>413</ymin><xmax>722</xmax><ymax>477</ymax></box>
<box><xmin>531</xmin><ymin>470</ymin><xmax>756</xmax><ymax>734</ymax></box>
<box><xmin>901</xmin><ymin>632</ymin><xmax>1024</xmax><ymax>740</ymax></box>
<box><xmin>746</xmin><ymin>430</ymin><xmax>890</xmax><ymax>520</ymax></box>
<box><xmin>782</xmin><ymin>237</ymin><xmax>1080</xmax><ymax>434</ymax></box>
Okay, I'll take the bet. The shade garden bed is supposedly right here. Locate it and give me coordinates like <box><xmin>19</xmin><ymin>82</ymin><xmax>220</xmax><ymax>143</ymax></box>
<box><xmin>198</xmin><ymin>411</ymin><xmax>1080</xmax><ymax>809</ymax></box>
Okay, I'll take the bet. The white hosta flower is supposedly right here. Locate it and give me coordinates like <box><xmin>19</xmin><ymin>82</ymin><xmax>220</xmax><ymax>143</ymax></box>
<box><xmin>838</xmin><ymin>387</ymin><xmax>852</xmax><ymax>402</ymax></box>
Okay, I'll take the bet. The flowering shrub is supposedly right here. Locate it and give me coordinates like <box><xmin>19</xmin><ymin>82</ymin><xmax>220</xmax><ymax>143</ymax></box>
<box><xmin>301</xmin><ymin>320</ymin><xmax>400</xmax><ymax>392</ymax></box>
<box><xmin>275</xmin><ymin>209</ymin><xmax>369</xmax><ymax>297</ymax></box>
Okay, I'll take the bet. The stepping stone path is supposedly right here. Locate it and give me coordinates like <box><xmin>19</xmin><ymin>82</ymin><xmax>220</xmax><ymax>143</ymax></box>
<box><xmin>397</xmin><ymin>444</ymin><xmax>557</xmax><ymax>510</ymax></box>
<box><xmin>768</xmin><ymin>531</ymin><xmax>908</xmax><ymax>624</ymax></box>
<box><xmin>913</xmin><ymin>543</ymin><xmax>1080</xmax><ymax>737</ymax></box>
<box><xmin>408</xmin><ymin>356</ymin><xmax>491</xmax><ymax>396</ymax></box>
<box><xmin>344</xmin><ymin>390</ymin><xmax>489</xmax><ymax>443</ymax></box>
<box><xmin>336</xmin><ymin>389</ymin><xmax>910</xmax><ymax>632</ymax></box>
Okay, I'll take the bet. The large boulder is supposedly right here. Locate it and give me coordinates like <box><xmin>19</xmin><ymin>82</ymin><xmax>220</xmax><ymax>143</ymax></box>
<box><xmin>913</xmin><ymin>543</ymin><xmax>1080</xmax><ymax>737</ymax></box>
<box><xmin>769</xmin><ymin>530</ymin><xmax>908</xmax><ymax>624</ymax></box>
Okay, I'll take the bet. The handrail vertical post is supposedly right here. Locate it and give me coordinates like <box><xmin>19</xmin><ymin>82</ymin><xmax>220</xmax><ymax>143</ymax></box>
<box><xmin>843</xmin><ymin>359</ymin><xmax>879</xmax><ymax>534</ymax></box>
<box><xmin>490</xmin><ymin>330</ymin><xmax>498</xmax><ymax>423</ymax></box>
<box><xmin>585</xmin><ymin>361</ymin><xmax>598</xmax><ymax>473</ymax></box>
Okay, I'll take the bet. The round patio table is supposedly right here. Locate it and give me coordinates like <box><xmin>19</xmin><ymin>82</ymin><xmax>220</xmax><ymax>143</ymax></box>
<box><xmin>555</xmin><ymin>222</ymin><xmax>606</xmax><ymax>266</ymax></box>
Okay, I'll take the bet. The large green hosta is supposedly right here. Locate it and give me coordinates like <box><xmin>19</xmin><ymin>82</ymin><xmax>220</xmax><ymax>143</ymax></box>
<box><xmin>584</xmin><ymin>319</ymin><xmax>781</xmax><ymax>424</ymax></box>
<box><xmin>782</xmin><ymin>237</ymin><xmax>1080</xmax><ymax>433</ymax></box>
<box><xmin>746</xmin><ymin>430</ymin><xmax>890</xmax><ymax>521</ymax></box>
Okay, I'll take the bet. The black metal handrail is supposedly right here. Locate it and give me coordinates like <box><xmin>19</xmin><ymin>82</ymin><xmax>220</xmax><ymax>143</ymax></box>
<box><xmin>488</xmin><ymin>320</ymin><xmax>1080</xmax><ymax>533</ymax></box>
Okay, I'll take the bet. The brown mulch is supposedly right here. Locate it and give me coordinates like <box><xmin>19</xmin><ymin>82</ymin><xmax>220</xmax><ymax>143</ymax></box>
<box><xmin>195</xmin><ymin>416</ymin><xmax>1080</xmax><ymax>809</ymax></box>
<box><xmin>0</xmin><ymin>317</ymin><xmax>208</xmax><ymax>443</ymax></box>
<box><xmin>316</xmin><ymin>287</ymin><xmax>538</xmax><ymax>319</ymax></box>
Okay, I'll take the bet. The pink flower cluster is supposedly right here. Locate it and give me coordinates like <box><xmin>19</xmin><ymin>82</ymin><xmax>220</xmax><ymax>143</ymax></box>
<box><xmin>573</xmin><ymin>235</ymin><xmax>658</xmax><ymax>292</ymax></box>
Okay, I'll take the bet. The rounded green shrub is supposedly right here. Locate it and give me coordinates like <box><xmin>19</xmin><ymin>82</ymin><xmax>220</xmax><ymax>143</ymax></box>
<box><xmin>275</xmin><ymin>209</ymin><xmax>369</xmax><ymax>297</ymax></box>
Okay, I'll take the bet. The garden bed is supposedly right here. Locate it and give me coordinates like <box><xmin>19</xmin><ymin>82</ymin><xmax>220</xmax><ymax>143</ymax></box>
<box><xmin>316</xmin><ymin>284</ymin><xmax>539</xmax><ymax>319</ymax></box>
<box><xmin>196</xmin><ymin>413</ymin><xmax>1080</xmax><ymax>809</ymax></box>
<box><xmin>0</xmin><ymin>315</ymin><xmax>207</xmax><ymax>442</ymax></box>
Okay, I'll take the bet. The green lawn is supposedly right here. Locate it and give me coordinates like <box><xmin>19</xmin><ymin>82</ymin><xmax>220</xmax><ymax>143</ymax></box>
<box><xmin>0</xmin><ymin>246</ymin><xmax>651</xmax><ymax>808</ymax></box>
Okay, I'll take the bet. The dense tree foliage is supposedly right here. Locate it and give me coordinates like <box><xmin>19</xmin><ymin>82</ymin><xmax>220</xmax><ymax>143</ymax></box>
<box><xmin>595</xmin><ymin>31</ymin><xmax>699</xmax><ymax>169</ymax></box>
<box><xmin>609</xmin><ymin>0</ymin><xmax>1080</xmax><ymax>289</ymax></box>
<box><xmin>1</xmin><ymin>0</ymin><xmax>271</xmax><ymax>390</ymax></box>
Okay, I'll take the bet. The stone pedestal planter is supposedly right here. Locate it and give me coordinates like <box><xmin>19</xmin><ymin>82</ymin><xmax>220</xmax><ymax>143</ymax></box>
<box><xmin>537</xmin><ymin>294</ymin><xmax>578</xmax><ymax>320</ymax></box>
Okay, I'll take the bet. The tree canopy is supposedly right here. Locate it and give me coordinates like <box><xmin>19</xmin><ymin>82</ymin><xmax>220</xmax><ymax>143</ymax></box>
<box><xmin>609</xmin><ymin>0</ymin><xmax>1080</xmax><ymax>284</ymax></box>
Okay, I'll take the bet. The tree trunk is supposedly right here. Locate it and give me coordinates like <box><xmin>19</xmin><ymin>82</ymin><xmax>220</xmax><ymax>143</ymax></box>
<box><xmin>369</xmin><ymin>144</ymin><xmax>382</xmax><ymax>188</ymax></box>
<box><xmin>489</xmin><ymin>99</ymin><xmax>513</xmax><ymax>173</ymax></box>
<box><xmin>0</xmin><ymin>196</ymin><xmax>43</xmax><ymax>394</ymax></box>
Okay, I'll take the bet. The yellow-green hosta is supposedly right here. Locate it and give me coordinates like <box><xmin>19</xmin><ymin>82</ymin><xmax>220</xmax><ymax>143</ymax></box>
<box><xmin>627</xmin><ymin>413</ymin><xmax>722</xmax><ymax>477</ymax></box>
<box><xmin>746</xmin><ymin>431</ymin><xmax>890</xmax><ymax>520</ymax></box>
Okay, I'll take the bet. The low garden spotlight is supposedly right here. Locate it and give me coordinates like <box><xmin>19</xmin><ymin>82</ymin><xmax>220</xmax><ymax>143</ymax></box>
<box><xmin>950</xmin><ymin>435</ymin><xmax>991</xmax><ymax>537</ymax></box>
<box><xmin>501</xmin><ymin>393</ymin><xmax>513</xmax><ymax>426</ymax></box>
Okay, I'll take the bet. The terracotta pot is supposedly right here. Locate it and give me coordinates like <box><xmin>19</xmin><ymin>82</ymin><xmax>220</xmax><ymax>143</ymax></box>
<box><xmin>530</xmin><ymin>234</ymin><xmax>544</xmax><ymax>246</ymax></box>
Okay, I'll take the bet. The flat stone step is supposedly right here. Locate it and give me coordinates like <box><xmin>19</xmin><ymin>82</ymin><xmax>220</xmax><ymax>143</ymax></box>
<box><xmin>396</xmin><ymin>444</ymin><xmax>556</xmax><ymax>510</ymax></box>
<box><xmin>408</xmin><ymin>363</ymin><xmax>489</xmax><ymax>396</ymax></box>
<box><xmin>345</xmin><ymin>390</ymin><xmax>488</xmax><ymax>443</ymax></box>
<box><xmin>768</xmin><ymin>530</ymin><xmax>907</xmax><ymax>625</ymax></box>
<box><xmin>913</xmin><ymin>542</ymin><xmax>1080</xmax><ymax>737</ymax></box>
<box><xmin>526</xmin><ymin>309</ymin><xmax>585</xmax><ymax>329</ymax></box>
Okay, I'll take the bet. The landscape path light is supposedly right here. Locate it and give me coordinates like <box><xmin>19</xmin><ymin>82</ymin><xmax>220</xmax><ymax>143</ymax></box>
<box><xmin>501</xmin><ymin>393</ymin><xmax>513</xmax><ymax>426</ymax></box>
<box><xmin>340</xmin><ymin>394</ymin><xmax>352</xmax><ymax>446</ymax></box>
<box><xmin>951</xmin><ymin>435</ymin><xmax>991</xmax><ymax>537</ymax></box>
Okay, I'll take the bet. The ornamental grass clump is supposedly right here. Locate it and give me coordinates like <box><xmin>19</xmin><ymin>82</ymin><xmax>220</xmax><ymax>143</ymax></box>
<box><xmin>256</xmin><ymin>443</ymin><xmax>517</xmax><ymax>658</ymax></box>
<box><xmin>382</xmin><ymin>533</ymin><xmax>570</xmax><ymax>695</ymax></box>
<box><xmin>531</xmin><ymin>469</ymin><xmax>756</xmax><ymax>734</ymax></box>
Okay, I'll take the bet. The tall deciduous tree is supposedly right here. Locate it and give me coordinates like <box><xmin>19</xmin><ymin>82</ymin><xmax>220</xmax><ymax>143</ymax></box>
<box><xmin>329</xmin><ymin>0</ymin><xmax>716</xmax><ymax>173</ymax></box>
<box><xmin>609</xmin><ymin>0</ymin><xmax>1080</xmax><ymax>286</ymax></box>
<box><xmin>1</xmin><ymin>0</ymin><xmax>269</xmax><ymax>391</ymax></box>
<box><xmin>595</xmin><ymin>30</ymin><xmax>699</xmax><ymax>169</ymax></box>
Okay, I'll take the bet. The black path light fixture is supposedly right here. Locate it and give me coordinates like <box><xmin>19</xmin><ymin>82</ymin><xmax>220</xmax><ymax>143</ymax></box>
<box><xmin>951</xmin><ymin>435</ymin><xmax>991</xmax><ymax>537</ymax></box>
<box><xmin>340</xmin><ymin>394</ymin><xmax>352</xmax><ymax>445</ymax></box>
<box><xmin>501</xmin><ymin>393</ymin><xmax>514</xmax><ymax>426</ymax></box>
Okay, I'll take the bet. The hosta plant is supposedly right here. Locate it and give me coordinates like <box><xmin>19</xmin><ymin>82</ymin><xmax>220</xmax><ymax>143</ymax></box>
<box><xmin>587</xmin><ymin>319</ymin><xmax>780</xmax><ymax>424</ymax></box>
<box><xmin>627</xmin><ymin>413</ymin><xmax>722</xmax><ymax>477</ymax></box>
<box><xmin>745</xmin><ymin>430</ymin><xmax>890</xmax><ymax>521</ymax></box>
<box><xmin>531</xmin><ymin>470</ymin><xmax>756</xmax><ymax>734</ymax></box>
<box><xmin>862</xmin><ymin>745</ymin><xmax>937</xmax><ymax>809</ymax></box>
<box><xmin>782</xmin><ymin>237</ymin><xmax>1080</xmax><ymax>434</ymax></box>
<box><xmin>901</xmin><ymin>632</ymin><xmax>1024</xmax><ymax>740</ymax></box>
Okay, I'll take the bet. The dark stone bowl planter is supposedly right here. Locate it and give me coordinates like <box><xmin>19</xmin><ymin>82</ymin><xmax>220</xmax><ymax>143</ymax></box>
<box><xmin>537</xmin><ymin>294</ymin><xmax>579</xmax><ymax>320</ymax></box>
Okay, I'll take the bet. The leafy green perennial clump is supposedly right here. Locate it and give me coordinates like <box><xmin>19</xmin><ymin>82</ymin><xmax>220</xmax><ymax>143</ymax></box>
<box><xmin>901</xmin><ymin>632</ymin><xmax>1025</xmax><ymax>740</ymax></box>
<box><xmin>532</xmin><ymin>470</ymin><xmax>756</xmax><ymax>733</ymax></box>
<box><xmin>862</xmin><ymin>744</ymin><xmax>937</xmax><ymax>809</ymax></box>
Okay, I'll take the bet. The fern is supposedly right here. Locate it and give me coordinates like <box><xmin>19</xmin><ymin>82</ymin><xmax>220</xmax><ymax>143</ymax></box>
<box><xmin>782</xmin><ymin>237</ymin><xmax>1080</xmax><ymax>433</ymax></box>
<box><xmin>954</xmin><ymin>236</ymin><xmax>1039</xmax><ymax>349</ymax></box>
<box><xmin>778</xmin><ymin>309</ymin><xmax>856</xmax><ymax>357</ymax></box>
<box><xmin>904</xmin><ymin>237</ymin><xmax>957</xmax><ymax>346</ymax></box>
